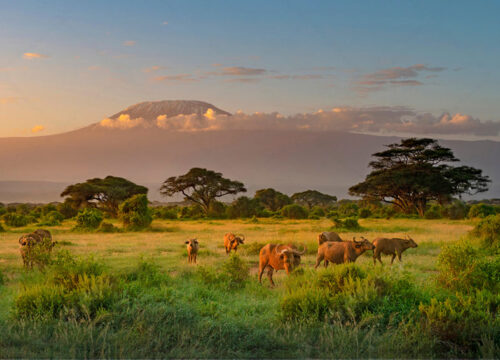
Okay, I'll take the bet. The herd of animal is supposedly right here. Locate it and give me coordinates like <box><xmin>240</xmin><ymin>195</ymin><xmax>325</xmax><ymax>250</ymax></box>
<box><xmin>186</xmin><ymin>231</ymin><xmax>419</xmax><ymax>286</ymax></box>
<box><xmin>18</xmin><ymin>229</ymin><xmax>418</xmax><ymax>286</ymax></box>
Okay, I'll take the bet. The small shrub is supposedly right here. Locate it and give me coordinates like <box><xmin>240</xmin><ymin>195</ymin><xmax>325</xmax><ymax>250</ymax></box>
<box><xmin>74</xmin><ymin>208</ymin><xmax>103</xmax><ymax>230</ymax></box>
<box><xmin>470</xmin><ymin>214</ymin><xmax>500</xmax><ymax>249</ymax></box>
<box><xmin>119</xmin><ymin>194</ymin><xmax>152</xmax><ymax>231</ymax></box>
<box><xmin>331</xmin><ymin>217</ymin><xmax>361</xmax><ymax>231</ymax></box>
<box><xmin>281</xmin><ymin>204</ymin><xmax>308</xmax><ymax>219</ymax></box>
<box><xmin>38</xmin><ymin>210</ymin><xmax>64</xmax><ymax>226</ymax></box>
<box><xmin>309</xmin><ymin>206</ymin><xmax>326</xmax><ymax>218</ymax></box>
<box><xmin>337</xmin><ymin>202</ymin><xmax>358</xmax><ymax>217</ymax></box>
<box><xmin>57</xmin><ymin>200</ymin><xmax>78</xmax><ymax>219</ymax></box>
<box><xmin>97</xmin><ymin>222</ymin><xmax>120</xmax><ymax>233</ymax></box>
<box><xmin>443</xmin><ymin>200</ymin><xmax>468</xmax><ymax>220</ymax></box>
<box><xmin>437</xmin><ymin>241</ymin><xmax>499</xmax><ymax>293</ymax></box>
<box><xmin>2</xmin><ymin>213</ymin><xmax>30</xmax><ymax>227</ymax></box>
<box><xmin>425</xmin><ymin>204</ymin><xmax>443</xmax><ymax>219</ymax></box>
<box><xmin>358</xmin><ymin>208</ymin><xmax>372</xmax><ymax>218</ymax></box>
<box><xmin>152</xmin><ymin>206</ymin><xmax>178</xmax><ymax>220</ymax></box>
<box><xmin>468</xmin><ymin>203</ymin><xmax>496</xmax><ymax>218</ymax></box>
<box><xmin>0</xmin><ymin>222</ymin><xmax>5</xmax><ymax>232</ymax></box>
<box><xmin>220</xmin><ymin>254</ymin><xmax>250</xmax><ymax>290</ymax></box>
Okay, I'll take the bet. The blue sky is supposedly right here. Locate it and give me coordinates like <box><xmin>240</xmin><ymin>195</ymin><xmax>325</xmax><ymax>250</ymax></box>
<box><xmin>1</xmin><ymin>0</ymin><xmax>499</xmax><ymax>137</ymax></box>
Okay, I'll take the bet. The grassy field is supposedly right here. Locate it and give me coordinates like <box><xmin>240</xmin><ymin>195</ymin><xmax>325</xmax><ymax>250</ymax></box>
<box><xmin>0</xmin><ymin>217</ymin><xmax>497</xmax><ymax>358</ymax></box>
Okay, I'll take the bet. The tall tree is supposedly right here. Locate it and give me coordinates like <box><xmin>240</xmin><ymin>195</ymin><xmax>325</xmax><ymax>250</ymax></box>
<box><xmin>160</xmin><ymin>168</ymin><xmax>246</xmax><ymax>214</ymax></box>
<box><xmin>61</xmin><ymin>176</ymin><xmax>148</xmax><ymax>216</ymax></box>
<box><xmin>349</xmin><ymin>138</ymin><xmax>490</xmax><ymax>217</ymax></box>
<box><xmin>291</xmin><ymin>190</ymin><xmax>337</xmax><ymax>209</ymax></box>
<box><xmin>254</xmin><ymin>188</ymin><xmax>292</xmax><ymax>212</ymax></box>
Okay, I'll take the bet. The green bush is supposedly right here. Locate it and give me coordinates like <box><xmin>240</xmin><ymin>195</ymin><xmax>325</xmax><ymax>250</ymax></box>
<box><xmin>281</xmin><ymin>204</ymin><xmax>308</xmax><ymax>219</ymax></box>
<box><xmin>443</xmin><ymin>200</ymin><xmax>468</xmax><ymax>220</ymax></box>
<box><xmin>2</xmin><ymin>213</ymin><xmax>30</xmax><ymax>227</ymax></box>
<box><xmin>309</xmin><ymin>206</ymin><xmax>326</xmax><ymax>218</ymax></box>
<box><xmin>471</xmin><ymin>214</ymin><xmax>500</xmax><ymax>249</ymax></box>
<box><xmin>419</xmin><ymin>291</ymin><xmax>500</xmax><ymax>356</ymax></box>
<box><xmin>425</xmin><ymin>204</ymin><xmax>443</xmax><ymax>219</ymax></box>
<box><xmin>331</xmin><ymin>217</ymin><xmax>361</xmax><ymax>231</ymax></box>
<box><xmin>437</xmin><ymin>241</ymin><xmax>499</xmax><ymax>293</ymax></box>
<box><xmin>219</xmin><ymin>254</ymin><xmax>250</xmax><ymax>290</ymax></box>
<box><xmin>0</xmin><ymin>222</ymin><xmax>5</xmax><ymax>232</ymax></box>
<box><xmin>0</xmin><ymin>269</ymin><xmax>5</xmax><ymax>285</ymax></box>
<box><xmin>39</xmin><ymin>210</ymin><xmax>64</xmax><ymax>226</ymax></box>
<box><xmin>74</xmin><ymin>208</ymin><xmax>103</xmax><ymax>230</ymax></box>
<box><xmin>468</xmin><ymin>203</ymin><xmax>496</xmax><ymax>218</ymax></box>
<box><xmin>179</xmin><ymin>204</ymin><xmax>204</xmax><ymax>219</ymax></box>
<box><xmin>207</xmin><ymin>201</ymin><xmax>227</xmax><ymax>219</ymax></box>
<box><xmin>57</xmin><ymin>200</ymin><xmax>78</xmax><ymax>219</ymax></box>
<box><xmin>97</xmin><ymin>222</ymin><xmax>120</xmax><ymax>233</ymax></box>
<box><xmin>358</xmin><ymin>208</ymin><xmax>372</xmax><ymax>218</ymax></box>
<box><xmin>152</xmin><ymin>206</ymin><xmax>178</xmax><ymax>220</ymax></box>
<box><xmin>119</xmin><ymin>194</ymin><xmax>153</xmax><ymax>230</ymax></box>
<box><xmin>337</xmin><ymin>202</ymin><xmax>358</xmax><ymax>217</ymax></box>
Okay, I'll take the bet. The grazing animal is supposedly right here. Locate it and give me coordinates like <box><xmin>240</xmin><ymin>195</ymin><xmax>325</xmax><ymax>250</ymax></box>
<box><xmin>317</xmin><ymin>231</ymin><xmax>343</xmax><ymax>245</ymax></box>
<box><xmin>224</xmin><ymin>233</ymin><xmax>245</xmax><ymax>254</ymax></box>
<box><xmin>18</xmin><ymin>233</ymin><xmax>43</xmax><ymax>269</ymax></box>
<box><xmin>372</xmin><ymin>234</ymin><xmax>418</xmax><ymax>265</ymax></box>
<box><xmin>258</xmin><ymin>244</ymin><xmax>306</xmax><ymax>286</ymax></box>
<box><xmin>315</xmin><ymin>237</ymin><xmax>375</xmax><ymax>268</ymax></box>
<box><xmin>185</xmin><ymin>238</ymin><xmax>199</xmax><ymax>264</ymax></box>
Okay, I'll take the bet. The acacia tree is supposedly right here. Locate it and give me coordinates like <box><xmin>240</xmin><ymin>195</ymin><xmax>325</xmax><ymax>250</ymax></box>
<box><xmin>160</xmin><ymin>168</ymin><xmax>246</xmax><ymax>214</ymax></box>
<box><xmin>349</xmin><ymin>138</ymin><xmax>490</xmax><ymax>217</ymax></box>
<box><xmin>254</xmin><ymin>188</ymin><xmax>292</xmax><ymax>212</ymax></box>
<box><xmin>61</xmin><ymin>176</ymin><xmax>148</xmax><ymax>216</ymax></box>
<box><xmin>291</xmin><ymin>190</ymin><xmax>337</xmax><ymax>209</ymax></box>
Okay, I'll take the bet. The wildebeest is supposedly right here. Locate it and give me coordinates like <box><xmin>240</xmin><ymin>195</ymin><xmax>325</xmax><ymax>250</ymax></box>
<box><xmin>315</xmin><ymin>237</ymin><xmax>375</xmax><ymax>268</ymax></box>
<box><xmin>372</xmin><ymin>234</ymin><xmax>418</xmax><ymax>265</ymax></box>
<box><xmin>317</xmin><ymin>231</ymin><xmax>343</xmax><ymax>245</ymax></box>
<box><xmin>185</xmin><ymin>238</ymin><xmax>199</xmax><ymax>264</ymax></box>
<box><xmin>258</xmin><ymin>244</ymin><xmax>306</xmax><ymax>286</ymax></box>
<box><xmin>224</xmin><ymin>232</ymin><xmax>245</xmax><ymax>254</ymax></box>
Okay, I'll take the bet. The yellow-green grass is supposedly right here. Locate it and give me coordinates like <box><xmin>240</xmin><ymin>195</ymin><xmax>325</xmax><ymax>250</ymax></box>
<box><xmin>0</xmin><ymin>217</ymin><xmax>475</xmax><ymax>288</ymax></box>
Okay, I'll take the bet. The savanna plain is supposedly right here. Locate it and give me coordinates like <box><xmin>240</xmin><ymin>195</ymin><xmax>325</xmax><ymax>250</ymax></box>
<box><xmin>0</xmin><ymin>217</ymin><xmax>498</xmax><ymax>358</ymax></box>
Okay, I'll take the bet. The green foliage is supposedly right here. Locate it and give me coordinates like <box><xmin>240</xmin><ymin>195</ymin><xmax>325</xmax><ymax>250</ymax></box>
<box><xmin>220</xmin><ymin>254</ymin><xmax>250</xmax><ymax>290</ymax></box>
<box><xmin>468</xmin><ymin>203</ymin><xmax>496</xmax><ymax>218</ymax></box>
<box><xmin>152</xmin><ymin>206</ymin><xmax>178</xmax><ymax>220</ymax></box>
<box><xmin>471</xmin><ymin>214</ymin><xmax>500</xmax><ymax>249</ymax></box>
<box><xmin>57</xmin><ymin>199</ymin><xmax>78</xmax><ymax>219</ymax></box>
<box><xmin>337</xmin><ymin>201</ymin><xmax>359</xmax><ymax>217</ymax></box>
<box><xmin>281</xmin><ymin>204</ymin><xmax>308</xmax><ymax>219</ymax></box>
<box><xmin>358</xmin><ymin>208</ymin><xmax>372</xmax><ymax>218</ymax></box>
<box><xmin>309</xmin><ymin>206</ymin><xmax>326</xmax><ymax>217</ymax></box>
<box><xmin>2</xmin><ymin>213</ymin><xmax>30</xmax><ymax>227</ymax></box>
<box><xmin>160</xmin><ymin>168</ymin><xmax>246</xmax><ymax>215</ymax></box>
<box><xmin>226</xmin><ymin>196</ymin><xmax>263</xmax><ymax>219</ymax></box>
<box><xmin>207</xmin><ymin>201</ymin><xmax>227</xmax><ymax>219</ymax></box>
<box><xmin>255</xmin><ymin>188</ymin><xmax>292</xmax><ymax>212</ymax></box>
<box><xmin>0</xmin><ymin>222</ymin><xmax>5</xmax><ymax>232</ymax></box>
<box><xmin>331</xmin><ymin>217</ymin><xmax>361</xmax><ymax>231</ymax></box>
<box><xmin>119</xmin><ymin>194</ymin><xmax>153</xmax><ymax>230</ymax></box>
<box><xmin>291</xmin><ymin>190</ymin><xmax>337</xmax><ymax>209</ymax></box>
<box><xmin>437</xmin><ymin>241</ymin><xmax>499</xmax><ymax>293</ymax></box>
<box><xmin>61</xmin><ymin>175</ymin><xmax>148</xmax><ymax>216</ymax></box>
<box><xmin>38</xmin><ymin>210</ymin><xmax>64</xmax><ymax>226</ymax></box>
<box><xmin>0</xmin><ymin>269</ymin><xmax>5</xmax><ymax>285</ymax></box>
<box><xmin>179</xmin><ymin>204</ymin><xmax>205</xmax><ymax>219</ymax></box>
<box><xmin>97</xmin><ymin>222</ymin><xmax>120</xmax><ymax>233</ymax></box>
<box><xmin>443</xmin><ymin>200</ymin><xmax>468</xmax><ymax>220</ymax></box>
<box><xmin>74</xmin><ymin>208</ymin><xmax>103</xmax><ymax>230</ymax></box>
<box><xmin>419</xmin><ymin>291</ymin><xmax>500</xmax><ymax>356</ymax></box>
<box><xmin>349</xmin><ymin>138</ymin><xmax>490</xmax><ymax>217</ymax></box>
<box><xmin>424</xmin><ymin>204</ymin><xmax>443</xmax><ymax>219</ymax></box>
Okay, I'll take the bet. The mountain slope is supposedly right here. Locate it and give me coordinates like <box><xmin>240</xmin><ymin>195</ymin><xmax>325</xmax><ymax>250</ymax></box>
<box><xmin>1</xmin><ymin>101</ymin><xmax>498</xmax><ymax>202</ymax></box>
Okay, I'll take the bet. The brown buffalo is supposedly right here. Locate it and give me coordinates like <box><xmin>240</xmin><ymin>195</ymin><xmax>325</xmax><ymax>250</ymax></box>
<box><xmin>185</xmin><ymin>238</ymin><xmax>199</xmax><ymax>264</ymax></box>
<box><xmin>224</xmin><ymin>232</ymin><xmax>245</xmax><ymax>254</ymax></box>
<box><xmin>317</xmin><ymin>231</ymin><xmax>343</xmax><ymax>245</ymax></box>
<box><xmin>372</xmin><ymin>235</ymin><xmax>418</xmax><ymax>265</ymax></box>
<box><xmin>33</xmin><ymin>229</ymin><xmax>57</xmax><ymax>252</ymax></box>
<box><xmin>258</xmin><ymin>244</ymin><xmax>306</xmax><ymax>286</ymax></box>
<box><xmin>315</xmin><ymin>237</ymin><xmax>375</xmax><ymax>268</ymax></box>
<box><xmin>18</xmin><ymin>233</ymin><xmax>43</xmax><ymax>269</ymax></box>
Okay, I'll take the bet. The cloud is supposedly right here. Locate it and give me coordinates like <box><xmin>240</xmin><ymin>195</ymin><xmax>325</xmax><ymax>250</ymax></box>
<box><xmin>0</xmin><ymin>96</ymin><xmax>21</xmax><ymax>104</ymax></box>
<box><xmin>149</xmin><ymin>106</ymin><xmax>500</xmax><ymax>137</ymax></box>
<box><xmin>31</xmin><ymin>125</ymin><xmax>45</xmax><ymax>133</ymax></box>
<box><xmin>100</xmin><ymin>114</ymin><xmax>147</xmax><ymax>129</ymax></box>
<box><xmin>154</xmin><ymin>74</ymin><xmax>198</xmax><ymax>82</ymax></box>
<box><xmin>267</xmin><ymin>74</ymin><xmax>324</xmax><ymax>80</ymax></box>
<box><xmin>123</xmin><ymin>40</ymin><xmax>136</xmax><ymax>47</ymax></box>
<box><xmin>355</xmin><ymin>64</ymin><xmax>445</xmax><ymax>93</ymax></box>
<box><xmin>23</xmin><ymin>52</ymin><xmax>48</xmax><ymax>60</ymax></box>
<box><xmin>143</xmin><ymin>65</ymin><xmax>166</xmax><ymax>73</ymax></box>
<box><xmin>212</xmin><ymin>66</ymin><xmax>268</xmax><ymax>76</ymax></box>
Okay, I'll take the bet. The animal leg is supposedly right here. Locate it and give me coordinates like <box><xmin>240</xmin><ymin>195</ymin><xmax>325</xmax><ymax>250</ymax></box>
<box><xmin>266</xmin><ymin>267</ymin><xmax>275</xmax><ymax>287</ymax></box>
<box><xmin>390</xmin><ymin>253</ymin><xmax>396</xmax><ymax>265</ymax></box>
<box><xmin>397</xmin><ymin>252</ymin><xmax>402</xmax><ymax>262</ymax></box>
<box><xmin>324</xmin><ymin>260</ymin><xmax>329</xmax><ymax>268</ymax></box>
<box><xmin>258</xmin><ymin>262</ymin><xmax>267</xmax><ymax>283</ymax></box>
<box><xmin>315</xmin><ymin>254</ymin><xmax>323</xmax><ymax>269</ymax></box>
<box><xmin>377</xmin><ymin>254</ymin><xmax>383</xmax><ymax>265</ymax></box>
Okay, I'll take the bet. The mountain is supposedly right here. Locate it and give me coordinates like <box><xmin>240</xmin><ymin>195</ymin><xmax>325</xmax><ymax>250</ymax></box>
<box><xmin>1</xmin><ymin>100</ymin><xmax>499</xmax><ymax>203</ymax></box>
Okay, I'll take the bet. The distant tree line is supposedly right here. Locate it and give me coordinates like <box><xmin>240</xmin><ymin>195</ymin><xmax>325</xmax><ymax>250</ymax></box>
<box><xmin>0</xmin><ymin>137</ymin><xmax>494</xmax><ymax>229</ymax></box>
